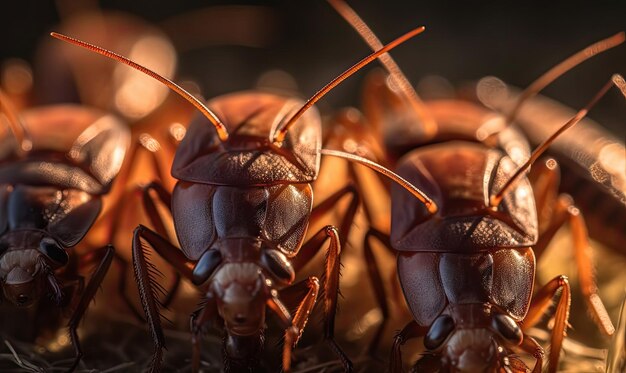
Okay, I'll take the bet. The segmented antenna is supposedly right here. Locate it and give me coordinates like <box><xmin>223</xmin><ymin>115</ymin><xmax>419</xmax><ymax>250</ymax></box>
<box><xmin>505</xmin><ymin>32</ymin><xmax>625</xmax><ymax>124</ymax></box>
<box><xmin>490</xmin><ymin>74</ymin><xmax>626</xmax><ymax>208</ymax></box>
<box><xmin>273</xmin><ymin>26</ymin><xmax>426</xmax><ymax>144</ymax></box>
<box><xmin>0</xmin><ymin>89</ymin><xmax>32</xmax><ymax>152</ymax></box>
<box><xmin>321</xmin><ymin>149</ymin><xmax>438</xmax><ymax>214</ymax></box>
<box><xmin>327</xmin><ymin>0</ymin><xmax>437</xmax><ymax>133</ymax></box>
<box><xmin>50</xmin><ymin>32</ymin><xmax>230</xmax><ymax>142</ymax></box>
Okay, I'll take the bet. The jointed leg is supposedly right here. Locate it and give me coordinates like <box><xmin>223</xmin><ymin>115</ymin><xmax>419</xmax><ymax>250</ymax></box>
<box><xmin>142</xmin><ymin>182</ymin><xmax>181</xmax><ymax>308</ymax></box>
<box><xmin>362</xmin><ymin>227</ymin><xmax>396</xmax><ymax>356</ymax></box>
<box><xmin>190</xmin><ymin>296</ymin><xmax>218</xmax><ymax>373</ymax></box>
<box><xmin>531</xmin><ymin>159</ymin><xmax>614</xmax><ymax>335</ymax></box>
<box><xmin>268</xmin><ymin>277</ymin><xmax>320</xmax><ymax>372</ymax></box>
<box><xmin>66</xmin><ymin>245</ymin><xmax>114</xmax><ymax>372</ymax></box>
<box><xmin>521</xmin><ymin>275</ymin><xmax>571</xmax><ymax>373</ymax></box>
<box><xmin>291</xmin><ymin>225</ymin><xmax>353</xmax><ymax>372</ymax></box>
<box><xmin>112</xmin><ymin>252</ymin><xmax>144</xmax><ymax>321</ymax></box>
<box><xmin>95</xmin><ymin>142</ymin><xmax>169</xmax><ymax>319</ymax></box>
<box><xmin>132</xmin><ymin>225</ymin><xmax>195</xmax><ymax>372</ymax></box>
<box><xmin>518</xmin><ymin>334</ymin><xmax>544</xmax><ymax>373</ymax></box>
<box><xmin>389</xmin><ymin>320</ymin><xmax>427</xmax><ymax>373</ymax></box>
<box><xmin>309</xmin><ymin>184</ymin><xmax>360</xmax><ymax>246</ymax></box>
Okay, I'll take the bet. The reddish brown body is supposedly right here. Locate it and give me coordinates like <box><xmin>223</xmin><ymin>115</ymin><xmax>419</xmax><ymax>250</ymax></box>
<box><xmin>0</xmin><ymin>103</ymin><xmax>129</xmax><ymax>371</ymax></box>
<box><xmin>51</xmin><ymin>24</ymin><xmax>429</xmax><ymax>373</ymax></box>
<box><xmin>354</xmin><ymin>65</ymin><xmax>622</xmax><ymax>370</ymax></box>
<box><xmin>130</xmin><ymin>91</ymin><xmax>358</xmax><ymax>372</ymax></box>
<box><xmin>391</xmin><ymin>135</ymin><xmax>536</xmax><ymax>371</ymax></box>
<box><xmin>351</xmin><ymin>67</ymin><xmax>623</xmax><ymax>373</ymax></box>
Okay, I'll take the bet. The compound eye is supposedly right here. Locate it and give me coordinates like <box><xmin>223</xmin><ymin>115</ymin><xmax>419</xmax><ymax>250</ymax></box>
<box><xmin>492</xmin><ymin>313</ymin><xmax>523</xmax><ymax>345</ymax></box>
<box><xmin>38</xmin><ymin>238</ymin><xmax>68</xmax><ymax>265</ymax></box>
<box><xmin>424</xmin><ymin>315</ymin><xmax>455</xmax><ymax>350</ymax></box>
<box><xmin>192</xmin><ymin>249</ymin><xmax>222</xmax><ymax>285</ymax></box>
<box><xmin>261</xmin><ymin>249</ymin><xmax>295</xmax><ymax>284</ymax></box>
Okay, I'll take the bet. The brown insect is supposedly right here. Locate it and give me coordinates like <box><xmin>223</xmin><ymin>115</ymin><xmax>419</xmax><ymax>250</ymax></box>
<box><xmin>0</xmin><ymin>90</ymin><xmax>130</xmax><ymax>371</ymax></box>
<box><xmin>326</xmin><ymin>1</ymin><xmax>624</xmax><ymax>372</ymax></box>
<box><xmin>50</xmin><ymin>26</ymin><xmax>438</xmax><ymax>372</ymax></box>
<box><xmin>488</xmin><ymin>84</ymin><xmax>626</xmax><ymax>256</ymax></box>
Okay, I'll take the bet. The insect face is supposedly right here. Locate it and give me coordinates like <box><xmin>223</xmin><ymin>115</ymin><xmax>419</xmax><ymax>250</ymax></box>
<box><xmin>440</xmin><ymin>329</ymin><xmax>498</xmax><ymax>373</ymax></box>
<box><xmin>423</xmin><ymin>310</ymin><xmax>523</xmax><ymax>372</ymax></box>
<box><xmin>211</xmin><ymin>262</ymin><xmax>267</xmax><ymax>336</ymax></box>
<box><xmin>0</xmin><ymin>234</ymin><xmax>67</xmax><ymax>307</ymax></box>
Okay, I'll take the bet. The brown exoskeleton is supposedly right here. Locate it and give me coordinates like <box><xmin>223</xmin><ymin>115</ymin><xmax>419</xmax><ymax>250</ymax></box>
<box><xmin>50</xmin><ymin>26</ymin><xmax>437</xmax><ymax>372</ymax></box>
<box><xmin>325</xmin><ymin>1</ymin><xmax>624</xmax><ymax>372</ymax></box>
<box><xmin>0</xmin><ymin>90</ymin><xmax>130</xmax><ymax>371</ymax></box>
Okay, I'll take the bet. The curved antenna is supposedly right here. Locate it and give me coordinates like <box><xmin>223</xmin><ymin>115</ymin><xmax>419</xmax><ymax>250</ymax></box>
<box><xmin>321</xmin><ymin>149</ymin><xmax>438</xmax><ymax>214</ymax></box>
<box><xmin>50</xmin><ymin>32</ymin><xmax>230</xmax><ymax>142</ymax></box>
<box><xmin>273</xmin><ymin>26</ymin><xmax>426</xmax><ymax>144</ymax></box>
<box><xmin>490</xmin><ymin>74</ymin><xmax>626</xmax><ymax>208</ymax></box>
<box><xmin>327</xmin><ymin>0</ymin><xmax>437</xmax><ymax>132</ymax></box>
<box><xmin>0</xmin><ymin>88</ymin><xmax>32</xmax><ymax>152</ymax></box>
<box><xmin>504</xmin><ymin>32</ymin><xmax>624</xmax><ymax>125</ymax></box>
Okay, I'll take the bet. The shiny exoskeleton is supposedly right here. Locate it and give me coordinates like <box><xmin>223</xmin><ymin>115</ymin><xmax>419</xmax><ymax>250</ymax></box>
<box><xmin>366</xmin><ymin>74</ymin><xmax>621</xmax><ymax>373</ymax></box>
<box><xmin>327</xmin><ymin>1</ymin><xmax>622</xmax><ymax>372</ymax></box>
<box><xmin>51</xmin><ymin>26</ymin><xmax>429</xmax><ymax>372</ymax></box>
<box><xmin>0</xmin><ymin>97</ymin><xmax>129</xmax><ymax>372</ymax></box>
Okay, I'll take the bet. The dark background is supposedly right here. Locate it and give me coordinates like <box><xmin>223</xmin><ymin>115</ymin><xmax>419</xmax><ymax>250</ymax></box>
<box><xmin>1</xmin><ymin>0</ymin><xmax>625</xmax><ymax>137</ymax></box>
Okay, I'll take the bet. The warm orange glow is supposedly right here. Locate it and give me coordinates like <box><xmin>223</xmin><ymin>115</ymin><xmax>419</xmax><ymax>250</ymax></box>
<box><xmin>1</xmin><ymin>59</ymin><xmax>33</xmax><ymax>95</ymax></box>
<box><xmin>138</xmin><ymin>133</ymin><xmax>161</xmax><ymax>152</ymax></box>
<box><xmin>598</xmin><ymin>142</ymin><xmax>626</xmax><ymax>192</ymax></box>
<box><xmin>476</xmin><ymin>76</ymin><xmax>509</xmax><ymax>109</ymax></box>
<box><xmin>168</xmin><ymin>122</ymin><xmax>187</xmax><ymax>142</ymax></box>
<box><xmin>113</xmin><ymin>36</ymin><xmax>177</xmax><ymax>119</ymax></box>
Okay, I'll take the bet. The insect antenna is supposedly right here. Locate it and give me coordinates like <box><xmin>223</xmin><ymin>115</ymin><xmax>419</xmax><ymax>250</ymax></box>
<box><xmin>504</xmin><ymin>32</ymin><xmax>624</xmax><ymax>124</ymax></box>
<box><xmin>0</xmin><ymin>89</ymin><xmax>32</xmax><ymax>152</ymax></box>
<box><xmin>50</xmin><ymin>32</ymin><xmax>230</xmax><ymax>142</ymax></box>
<box><xmin>273</xmin><ymin>26</ymin><xmax>426</xmax><ymax>144</ymax></box>
<box><xmin>321</xmin><ymin>149</ymin><xmax>437</xmax><ymax>214</ymax></box>
<box><xmin>327</xmin><ymin>0</ymin><xmax>437</xmax><ymax>134</ymax></box>
<box><xmin>490</xmin><ymin>74</ymin><xmax>626</xmax><ymax>208</ymax></box>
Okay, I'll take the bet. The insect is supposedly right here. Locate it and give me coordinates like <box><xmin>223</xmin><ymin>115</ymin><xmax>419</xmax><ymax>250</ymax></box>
<box><xmin>0</xmin><ymin>90</ymin><xmax>130</xmax><ymax>371</ymax></box>
<box><xmin>326</xmin><ymin>1</ymin><xmax>624</xmax><ymax>371</ymax></box>
<box><xmin>486</xmin><ymin>86</ymin><xmax>626</xmax><ymax>256</ymax></box>
<box><xmin>50</xmin><ymin>25</ymin><xmax>438</xmax><ymax>372</ymax></box>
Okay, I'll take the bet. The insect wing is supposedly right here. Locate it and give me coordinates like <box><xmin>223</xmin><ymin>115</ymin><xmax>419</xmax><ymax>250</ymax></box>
<box><xmin>7</xmin><ymin>185</ymin><xmax>101</xmax><ymax>247</ymax></box>
<box><xmin>67</xmin><ymin>111</ymin><xmax>130</xmax><ymax>193</ymax></box>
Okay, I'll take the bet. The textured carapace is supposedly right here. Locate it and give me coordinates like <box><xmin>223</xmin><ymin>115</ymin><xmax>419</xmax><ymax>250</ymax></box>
<box><xmin>327</xmin><ymin>1</ymin><xmax>623</xmax><ymax>372</ymax></box>
<box><xmin>51</xmin><ymin>24</ymin><xmax>435</xmax><ymax>373</ymax></box>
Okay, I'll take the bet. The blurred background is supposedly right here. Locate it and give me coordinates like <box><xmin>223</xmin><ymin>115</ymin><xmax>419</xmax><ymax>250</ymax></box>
<box><xmin>1</xmin><ymin>0</ymin><xmax>625</xmax><ymax>137</ymax></box>
<box><xmin>0</xmin><ymin>0</ymin><xmax>625</xmax><ymax>372</ymax></box>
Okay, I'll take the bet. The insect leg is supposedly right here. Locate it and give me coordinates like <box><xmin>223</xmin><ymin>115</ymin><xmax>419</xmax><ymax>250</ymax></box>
<box><xmin>96</xmin><ymin>137</ymin><xmax>175</xmax><ymax>318</ymax></box>
<box><xmin>292</xmin><ymin>225</ymin><xmax>353</xmax><ymax>372</ymax></box>
<box><xmin>132</xmin><ymin>224</ymin><xmax>195</xmax><ymax>372</ymax></box>
<box><xmin>66</xmin><ymin>245</ymin><xmax>114</xmax><ymax>372</ymax></box>
<box><xmin>530</xmin><ymin>159</ymin><xmax>614</xmax><ymax>335</ymax></box>
<box><xmin>389</xmin><ymin>320</ymin><xmax>428</xmax><ymax>373</ymax></box>
<box><xmin>268</xmin><ymin>277</ymin><xmax>320</xmax><ymax>372</ymax></box>
<box><xmin>112</xmin><ymin>252</ymin><xmax>145</xmax><ymax>321</ymax></box>
<box><xmin>518</xmin><ymin>335</ymin><xmax>544</xmax><ymax>373</ymax></box>
<box><xmin>291</xmin><ymin>184</ymin><xmax>360</xmax><ymax>272</ymax></box>
<box><xmin>521</xmin><ymin>275</ymin><xmax>571</xmax><ymax>373</ymax></box>
<box><xmin>142</xmin><ymin>181</ymin><xmax>181</xmax><ymax>307</ymax></box>
<box><xmin>362</xmin><ymin>227</ymin><xmax>398</xmax><ymax>356</ymax></box>
<box><xmin>309</xmin><ymin>184</ymin><xmax>360</xmax><ymax>246</ymax></box>
<box><xmin>103</xmin><ymin>138</ymin><xmax>169</xmax><ymax>241</ymax></box>
<box><xmin>190</xmin><ymin>295</ymin><xmax>218</xmax><ymax>373</ymax></box>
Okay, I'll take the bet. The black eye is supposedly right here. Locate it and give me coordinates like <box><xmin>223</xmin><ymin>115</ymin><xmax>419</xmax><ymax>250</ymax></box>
<box><xmin>38</xmin><ymin>239</ymin><xmax>68</xmax><ymax>265</ymax></box>
<box><xmin>261</xmin><ymin>249</ymin><xmax>295</xmax><ymax>284</ymax></box>
<box><xmin>192</xmin><ymin>249</ymin><xmax>222</xmax><ymax>285</ymax></box>
<box><xmin>492</xmin><ymin>313</ymin><xmax>523</xmax><ymax>345</ymax></box>
<box><xmin>424</xmin><ymin>315</ymin><xmax>455</xmax><ymax>350</ymax></box>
